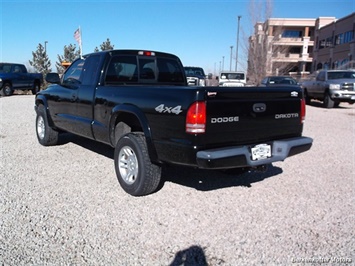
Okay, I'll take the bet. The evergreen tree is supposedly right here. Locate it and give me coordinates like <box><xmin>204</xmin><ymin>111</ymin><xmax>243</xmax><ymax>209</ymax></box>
<box><xmin>95</xmin><ymin>38</ymin><xmax>114</xmax><ymax>51</ymax></box>
<box><xmin>56</xmin><ymin>44</ymin><xmax>80</xmax><ymax>74</ymax></box>
<box><xmin>29</xmin><ymin>43</ymin><xmax>51</xmax><ymax>79</ymax></box>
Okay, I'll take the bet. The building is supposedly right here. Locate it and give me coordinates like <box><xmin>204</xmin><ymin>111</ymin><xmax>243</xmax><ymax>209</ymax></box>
<box><xmin>248</xmin><ymin>12</ymin><xmax>355</xmax><ymax>83</ymax></box>
<box><xmin>313</xmin><ymin>12</ymin><xmax>355</xmax><ymax>71</ymax></box>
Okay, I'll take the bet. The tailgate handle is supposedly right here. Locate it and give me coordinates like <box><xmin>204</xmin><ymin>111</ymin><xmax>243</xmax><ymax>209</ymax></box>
<box><xmin>253</xmin><ymin>103</ymin><xmax>266</xmax><ymax>113</ymax></box>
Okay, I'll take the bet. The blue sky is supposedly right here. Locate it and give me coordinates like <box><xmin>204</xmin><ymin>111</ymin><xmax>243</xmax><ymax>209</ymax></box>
<box><xmin>0</xmin><ymin>0</ymin><xmax>353</xmax><ymax>74</ymax></box>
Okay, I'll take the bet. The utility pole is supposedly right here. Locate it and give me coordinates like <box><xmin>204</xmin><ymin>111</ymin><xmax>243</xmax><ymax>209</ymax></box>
<box><xmin>222</xmin><ymin>56</ymin><xmax>225</xmax><ymax>71</ymax></box>
<box><xmin>44</xmin><ymin>41</ymin><xmax>48</xmax><ymax>55</ymax></box>
<box><xmin>236</xmin><ymin>15</ymin><xmax>241</xmax><ymax>71</ymax></box>
<box><xmin>230</xmin><ymin>46</ymin><xmax>233</xmax><ymax>71</ymax></box>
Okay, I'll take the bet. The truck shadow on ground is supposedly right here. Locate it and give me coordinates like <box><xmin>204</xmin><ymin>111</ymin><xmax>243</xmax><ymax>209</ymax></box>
<box><xmin>160</xmin><ymin>164</ymin><xmax>283</xmax><ymax>192</ymax></box>
<box><xmin>307</xmin><ymin>101</ymin><xmax>354</xmax><ymax>109</ymax></box>
<box><xmin>57</xmin><ymin>133</ymin><xmax>283</xmax><ymax>192</ymax></box>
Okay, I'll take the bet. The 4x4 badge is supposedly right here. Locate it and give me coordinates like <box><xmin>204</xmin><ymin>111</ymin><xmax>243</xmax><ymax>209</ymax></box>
<box><xmin>291</xmin><ymin>91</ymin><xmax>298</xmax><ymax>97</ymax></box>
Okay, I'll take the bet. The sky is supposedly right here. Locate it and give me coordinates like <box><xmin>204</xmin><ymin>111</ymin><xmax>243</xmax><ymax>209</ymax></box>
<box><xmin>0</xmin><ymin>0</ymin><xmax>354</xmax><ymax>74</ymax></box>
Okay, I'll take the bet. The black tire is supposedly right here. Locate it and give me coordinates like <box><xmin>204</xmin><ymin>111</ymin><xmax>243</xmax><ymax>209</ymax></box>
<box><xmin>304</xmin><ymin>89</ymin><xmax>311</xmax><ymax>105</ymax></box>
<box><xmin>323</xmin><ymin>92</ymin><xmax>334</xmax><ymax>108</ymax></box>
<box><xmin>31</xmin><ymin>82</ymin><xmax>40</xmax><ymax>95</ymax></box>
<box><xmin>1</xmin><ymin>83</ymin><xmax>13</xmax><ymax>96</ymax></box>
<box><xmin>35</xmin><ymin>105</ymin><xmax>59</xmax><ymax>146</ymax></box>
<box><xmin>114</xmin><ymin>133</ymin><xmax>161</xmax><ymax>196</ymax></box>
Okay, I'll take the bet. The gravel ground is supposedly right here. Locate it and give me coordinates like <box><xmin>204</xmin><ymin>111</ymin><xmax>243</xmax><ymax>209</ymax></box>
<box><xmin>0</xmin><ymin>94</ymin><xmax>354</xmax><ymax>265</ymax></box>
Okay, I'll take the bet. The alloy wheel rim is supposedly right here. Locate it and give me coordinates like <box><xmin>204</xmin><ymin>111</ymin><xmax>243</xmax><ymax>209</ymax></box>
<box><xmin>37</xmin><ymin>116</ymin><xmax>45</xmax><ymax>139</ymax></box>
<box><xmin>118</xmin><ymin>146</ymin><xmax>138</xmax><ymax>185</ymax></box>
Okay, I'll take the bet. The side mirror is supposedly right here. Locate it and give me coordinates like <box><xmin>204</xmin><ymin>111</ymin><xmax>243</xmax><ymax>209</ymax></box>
<box><xmin>46</xmin><ymin>73</ymin><xmax>60</xmax><ymax>84</ymax></box>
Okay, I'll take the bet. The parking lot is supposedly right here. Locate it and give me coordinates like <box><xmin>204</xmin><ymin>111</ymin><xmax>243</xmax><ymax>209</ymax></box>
<box><xmin>0</xmin><ymin>94</ymin><xmax>354</xmax><ymax>265</ymax></box>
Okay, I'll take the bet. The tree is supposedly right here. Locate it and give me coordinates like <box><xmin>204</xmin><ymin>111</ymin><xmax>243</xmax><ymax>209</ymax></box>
<box><xmin>246</xmin><ymin>0</ymin><xmax>295</xmax><ymax>85</ymax></box>
<box><xmin>245</xmin><ymin>0</ymin><xmax>274</xmax><ymax>85</ymax></box>
<box><xmin>56</xmin><ymin>44</ymin><xmax>81</xmax><ymax>74</ymax></box>
<box><xmin>94</xmin><ymin>38</ymin><xmax>114</xmax><ymax>52</ymax></box>
<box><xmin>29</xmin><ymin>43</ymin><xmax>51</xmax><ymax>85</ymax></box>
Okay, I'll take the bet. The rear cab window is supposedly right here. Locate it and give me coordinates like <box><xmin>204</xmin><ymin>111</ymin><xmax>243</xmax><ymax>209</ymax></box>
<box><xmin>104</xmin><ymin>52</ymin><xmax>185</xmax><ymax>85</ymax></box>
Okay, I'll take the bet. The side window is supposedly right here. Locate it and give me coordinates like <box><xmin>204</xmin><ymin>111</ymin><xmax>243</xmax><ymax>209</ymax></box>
<box><xmin>13</xmin><ymin>65</ymin><xmax>22</xmax><ymax>73</ymax></box>
<box><xmin>62</xmin><ymin>59</ymin><xmax>84</xmax><ymax>86</ymax></box>
<box><xmin>157</xmin><ymin>58</ymin><xmax>184</xmax><ymax>83</ymax></box>
<box><xmin>81</xmin><ymin>55</ymin><xmax>101</xmax><ymax>86</ymax></box>
<box><xmin>261</xmin><ymin>78</ymin><xmax>267</xmax><ymax>85</ymax></box>
<box><xmin>317</xmin><ymin>71</ymin><xmax>325</xmax><ymax>81</ymax></box>
<box><xmin>20</xmin><ymin>65</ymin><xmax>27</xmax><ymax>73</ymax></box>
<box><xmin>105</xmin><ymin>55</ymin><xmax>138</xmax><ymax>84</ymax></box>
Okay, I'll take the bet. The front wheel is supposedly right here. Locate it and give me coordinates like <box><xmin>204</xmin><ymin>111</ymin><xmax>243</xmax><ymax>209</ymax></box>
<box><xmin>1</xmin><ymin>83</ymin><xmax>13</xmax><ymax>96</ymax></box>
<box><xmin>114</xmin><ymin>133</ymin><xmax>161</xmax><ymax>196</ymax></box>
<box><xmin>323</xmin><ymin>93</ymin><xmax>334</xmax><ymax>108</ymax></box>
<box><xmin>36</xmin><ymin>105</ymin><xmax>59</xmax><ymax>146</ymax></box>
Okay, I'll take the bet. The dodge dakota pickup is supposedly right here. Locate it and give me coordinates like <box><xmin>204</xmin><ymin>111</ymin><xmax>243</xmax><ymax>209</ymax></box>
<box><xmin>35</xmin><ymin>49</ymin><xmax>313</xmax><ymax>196</ymax></box>
<box><xmin>0</xmin><ymin>63</ymin><xmax>43</xmax><ymax>96</ymax></box>
<box><xmin>301</xmin><ymin>69</ymin><xmax>355</xmax><ymax>108</ymax></box>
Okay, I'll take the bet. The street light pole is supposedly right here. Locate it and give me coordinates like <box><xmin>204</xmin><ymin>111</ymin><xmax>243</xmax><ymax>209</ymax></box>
<box><xmin>236</xmin><ymin>15</ymin><xmax>241</xmax><ymax>71</ymax></box>
<box><xmin>230</xmin><ymin>46</ymin><xmax>233</xmax><ymax>71</ymax></box>
<box><xmin>222</xmin><ymin>56</ymin><xmax>225</xmax><ymax>71</ymax></box>
<box><xmin>44</xmin><ymin>41</ymin><xmax>48</xmax><ymax>55</ymax></box>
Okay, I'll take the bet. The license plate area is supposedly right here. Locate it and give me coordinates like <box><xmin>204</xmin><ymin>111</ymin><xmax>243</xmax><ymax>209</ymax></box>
<box><xmin>251</xmin><ymin>144</ymin><xmax>271</xmax><ymax>161</ymax></box>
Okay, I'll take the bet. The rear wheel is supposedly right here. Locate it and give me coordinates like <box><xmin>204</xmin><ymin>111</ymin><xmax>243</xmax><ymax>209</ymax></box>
<box><xmin>32</xmin><ymin>82</ymin><xmax>40</xmax><ymax>95</ymax></box>
<box><xmin>36</xmin><ymin>105</ymin><xmax>59</xmax><ymax>146</ymax></box>
<box><xmin>114</xmin><ymin>133</ymin><xmax>161</xmax><ymax>196</ymax></box>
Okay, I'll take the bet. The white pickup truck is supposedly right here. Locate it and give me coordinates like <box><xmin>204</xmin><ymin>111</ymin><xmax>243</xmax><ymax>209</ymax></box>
<box><xmin>218</xmin><ymin>71</ymin><xmax>246</xmax><ymax>87</ymax></box>
<box><xmin>301</xmin><ymin>69</ymin><xmax>355</xmax><ymax>108</ymax></box>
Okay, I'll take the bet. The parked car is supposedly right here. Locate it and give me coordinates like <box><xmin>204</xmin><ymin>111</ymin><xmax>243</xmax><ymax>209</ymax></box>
<box><xmin>260</xmin><ymin>76</ymin><xmax>299</xmax><ymax>87</ymax></box>
<box><xmin>0</xmin><ymin>63</ymin><xmax>43</xmax><ymax>96</ymax></box>
<box><xmin>301</xmin><ymin>69</ymin><xmax>355</xmax><ymax>108</ymax></box>
<box><xmin>184</xmin><ymin>66</ymin><xmax>206</xmax><ymax>86</ymax></box>
<box><xmin>35</xmin><ymin>49</ymin><xmax>312</xmax><ymax>196</ymax></box>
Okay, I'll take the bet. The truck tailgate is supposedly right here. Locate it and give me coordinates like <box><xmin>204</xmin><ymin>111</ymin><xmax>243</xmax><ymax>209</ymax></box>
<box><xmin>204</xmin><ymin>86</ymin><xmax>304</xmax><ymax>147</ymax></box>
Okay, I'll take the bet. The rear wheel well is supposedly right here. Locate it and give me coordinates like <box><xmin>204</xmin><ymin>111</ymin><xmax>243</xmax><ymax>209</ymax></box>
<box><xmin>112</xmin><ymin>112</ymin><xmax>143</xmax><ymax>145</ymax></box>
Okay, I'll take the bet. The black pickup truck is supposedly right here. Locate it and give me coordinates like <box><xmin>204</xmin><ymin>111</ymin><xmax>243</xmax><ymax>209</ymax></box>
<box><xmin>35</xmin><ymin>49</ymin><xmax>312</xmax><ymax>196</ymax></box>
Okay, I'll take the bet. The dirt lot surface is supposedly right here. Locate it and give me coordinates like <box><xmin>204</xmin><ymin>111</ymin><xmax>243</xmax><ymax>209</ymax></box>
<box><xmin>1</xmin><ymin>95</ymin><xmax>354</xmax><ymax>265</ymax></box>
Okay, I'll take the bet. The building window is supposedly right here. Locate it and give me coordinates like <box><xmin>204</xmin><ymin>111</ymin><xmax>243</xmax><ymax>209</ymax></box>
<box><xmin>282</xmin><ymin>30</ymin><xmax>302</xmax><ymax>38</ymax></box>
<box><xmin>344</xmin><ymin>30</ymin><xmax>354</xmax><ymax>43</ymax></box>
<box><xmin>326</xmin><ymin>37</ymin><xmax>333</xmax><ymax>47</ymax></box>
<box><xmin>319</xmin><ymin>39</ymin><xmax>326</xmax><ymax>49</ymax></box>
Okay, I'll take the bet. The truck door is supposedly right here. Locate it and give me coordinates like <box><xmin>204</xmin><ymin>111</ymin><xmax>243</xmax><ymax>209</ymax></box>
<box><xmin>314</xmin><ymin>71</ymin><xmax>326</xmax><ymax>97</ymax></box>
<box><xmin>74</xmin><ymin>54</ymin><xmax>101</xmax><ymax>138</ymax></box>
<box><xmin>48</xmin><ymin>59</ymin><xmax>83</xmax><ymax>132</ymax></box>
<box><xmin>11</xmin><ymin>64</ymin><xmax>29</xmax><ymax>89</ymax></box>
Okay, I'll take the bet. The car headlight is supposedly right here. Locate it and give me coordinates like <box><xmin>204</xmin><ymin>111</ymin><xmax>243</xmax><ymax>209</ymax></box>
<box><xmin>329</xmin><ymin>84</ymin><xmax>341</xmax><ymax>90</ymax></box>
<box><xmin>199</xmin><ymin>79</ymin><xmax>205</xmax><ymax>86</ymax></box>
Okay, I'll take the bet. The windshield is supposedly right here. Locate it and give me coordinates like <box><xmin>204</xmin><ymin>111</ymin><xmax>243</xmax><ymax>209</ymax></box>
<box><xmin>220</xmin><ymin>72</ymin><xmax>245</xmax><ymax>80</ymax></box>
<box><xmin>328</xmin><ymin>71</ymin><xmax>355</xmax><ymax>80</ymax></box>
<box><xmin>0</xmin><ymin>64</ymin><xmax>12</xmax><ymax>73</ymax></box>
<box><xmin>184</xmin><ymin>67</ymin><xmax>205</xmax><ymax>77</ymax></box>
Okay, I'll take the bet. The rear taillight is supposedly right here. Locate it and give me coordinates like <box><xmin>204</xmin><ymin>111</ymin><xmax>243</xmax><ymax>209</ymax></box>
<box><xmin>186</xmin><ymin>101</ymin><xmax>206</xmax><ymax>134</ymax></box>
<box><xmin>301</xmin><ymin>98</ymin><xmax>306</xmax><ymax>124</ymax></box>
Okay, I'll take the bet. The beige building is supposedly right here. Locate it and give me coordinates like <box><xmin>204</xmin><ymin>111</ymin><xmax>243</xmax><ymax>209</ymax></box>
<box><xmin>313</xmin><ymin>12</ymin><xmax>355</xmax><ymax>71</ymax></box>
<box><xmin>248</xmin><ymin>12</ymin><xmax>355</xmax><ymax>81</ymax></box>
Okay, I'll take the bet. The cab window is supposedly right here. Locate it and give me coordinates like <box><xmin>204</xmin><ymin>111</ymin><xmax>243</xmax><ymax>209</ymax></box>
<box><xmin>62</xmin><ymin>59</ymin><xmax>84</xmax><ymax>86</ymax></box>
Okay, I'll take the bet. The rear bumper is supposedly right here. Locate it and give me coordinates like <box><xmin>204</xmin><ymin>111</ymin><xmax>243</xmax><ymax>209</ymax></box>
<box><xmin>196</xmin><ymin>136</ymin><xmax>313</xmax><ymax>169</ymax></box>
